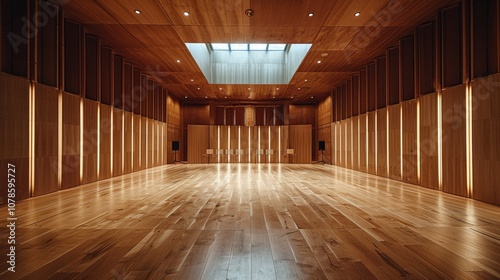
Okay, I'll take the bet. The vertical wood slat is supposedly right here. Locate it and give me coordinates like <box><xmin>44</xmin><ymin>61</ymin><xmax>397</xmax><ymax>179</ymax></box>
<box><xmin>346</xmin><ymin>118</ymin><xmax>352</xmax><ymax>169</ymax></box>
<box><xmin>335</xmin><ymin>122</ymin><xmax>342</xmax><ymax>166</ymax></box>
<box><xmin>82</xmin><ymin>99</ymin><xmax>98</xmax><ymax>184</ymax></box>
<box><xmin>387</xmin><ymin>47</ymin><xmax>400</xmax><ymax>106</ymax></box>
<box><xmin>377</xmin><ymin>108</ymin><xmax>388</xmax><ymax>178</ymax></box>
<box><xmin>61</xmin><ymin>92</ymin><xmax>80</xmax><ymax>189</ymax></box>
<box><xmin>352</xmin><ymin>116</ymin><xmax>359</xmax><ymax>171</ymax></box>
<box><xmin>441</xmin><ymin>4</ymin><xmax>463</xmax><ymax>88</ymax></box>
<box><xmin>420</xmin><ymin>92</ymin><xmax>439</xmax><ymax>190</ymax></box>
<box><xmin>63</xmin><ymin>19</ymin><xmax>81</xmax><ymax>95</ymax></box>
<box><xmin>367</xmin><ymin>112</ymin><xmax>376</xmax><ymax>175</ymax></box>
<box><xmin>400</xmin><ymin>36</ymin><xmax>415</xmax><ymax>101</ymax></box>
<box><xmin>441</xmin><ymin>84</ymin><xmax>467</xmax><ymax>196</ymax></box>
<box><xmin>472</xmin><ymin>73</ymin><xmax>500</xmax><ymax>204</ymax></box>
<box><xmin>416</xmin><ymin>21</ymin><xmax>436</xmax><ymax>95</ymax></box>
<box><xmin>99</xmin><ymin>104</ymin><xmax>112</xmax><ymax>179</ymax></box>
<box><xmin>402</xmin><ymin>100</ymin><xmax>418</xmax><ymax>184</ymax></box>
<box><xmin>187</xmin><ymin>125</ymin><xmax>210</xmax><ymax>163</ymax></box>
<box><xmin>289</xmin><ymin>125</ymin><xmax>312</xmax><ymax>164</ymax></box>
<box><xmin>270</xmin><ymin>126</ymin><xmax>280</xmax><ymax>163</ymax></box>
<box><xmin>34</xmin><ymin>83</ymin><xmax>59</xmax><ymax>195</ymax></box>
<box><xmin>112</xmin><ymin>109</ymin><xmax>123</xmax><ymax>176</ymax></box>
<box><xmin>388</xmin><ymin>104</ymin><xmax>401</xmax><ymax>180</ymax></box>
<box><xmin>123</xmin><ymin>111</ymin><xmax>132</xmax><ymax>174</ymax></box>
<box><xmin>359</xmin><ymin>115</ymin><xmax>368</xmax><ymax>172</ymax></box>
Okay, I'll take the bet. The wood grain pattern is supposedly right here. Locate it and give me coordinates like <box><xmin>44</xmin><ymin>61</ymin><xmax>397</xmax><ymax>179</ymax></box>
<box><xmin>367</xmin><ymin>112</ymin><xmax>377</xmax><ymax>175</ymax></box>
<box><xmin>289</xmin><ymin>125</ymin><xmax>312</xmax><ymax>164</ymax></box>
<box><xmin>270</xmin><ymin>126</ymin><xmax>280</xmax><ymax>163</ymax></box>
<box><xmin>377</xmin><ymin>108</ymin><xmax>388</xmax><ymax>178</ymax></box>
<box><xmin>147</xmin><ymin>119</ymin><xmax>154</xmax><ymax>168</ymax></box>
<box><xmin>132</xmin><ymin>114</ymin><xmax>141</xmax><ymax>172</ymax></box>
<box><xmin>34</xmin><ymin>84</ymin><xmax>59</xmax><ymax>196</ymax></box>
<box><xmin>352</xmin><ymin>116</ymin><xmax>359</xmax><ymax>170</ymax></box>
<box><xmin>388</xmin><ymin>104</ymin><xmax>402</xmax><ymax>180</ymax></box>
<box><xmin>419</xmin><ymin>93</ymin><xmax>439</xmax><ymax>190</ymax></box>
<box><xmin>335</xmin><ymin>122</ymin><xmax>342</xmax><ymax>166</ymax></box>
<box><xmin>471</xmin><ymin>74</ymin><xmax>500</xmax><ymax>205</ymax></box>
<box><xmin>359</xmin><ymin>115</ymin><xmax>368</xmax><ymax>172</ymax></box>
<box><xmin>113</xmin><ymin>109</ymin><xmax>123</xmax><ymax>177</ymax></box>
<box><xmin>318</xmin><ymin>124</ymin><xmax>331</xmax><ymax>165</ymax></box>
<box><xmin>340</xmin><ymin>120</ymin><xmax>347</xmax><ymax>168</ymax></box>
<box><xmin>187</xmin><ymin>125</ymin><xmax>210</xmax><ymax>163</ymax></box>
<box><xmin>82</xmin><ymin>99</ymin><xmax>98</xmax><ymax>184</ymax></box>
<box><xmin>123</xmin><ymin>112</ymin><xmax>133</xmax><ymax>174</ymax></box>
<box><xmin>441</xmin><ymin>84</ymin><xmax>467</xmax><ymax>197</ymax></box>
<box><xmin>62</xmin><ymin>92</ymin><xmax>81</xmax><ymax>189</ymax></box>
<box><xmin>140</xmin><ymin>117</ymin><xmax>147</xmax><ymax>170</ymax></box>
<box><xmin>402</xmin><ymin>100</ymin><xmax>419</xmax><ymax>184</ymax></box>
<box><xmin>2</xmin><ymin>164</ymin><xmax>499</xmax><ymax>278</ymax></box>
<box><xmin>99</xmin><ymin>105</ymin><xmax>112</xmax><ymax>180</ymax></box>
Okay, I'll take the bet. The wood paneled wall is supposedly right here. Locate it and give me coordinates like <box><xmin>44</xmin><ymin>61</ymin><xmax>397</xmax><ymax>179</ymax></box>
<box><xmin>388</xmin><ymin>105</ymin><xmax>401</xmax><ymax>180</ymax></box>
<box><xmin>82</xmin><ymin>99</ymin><xmax>98</xmax><ymax>184</ymax></box>
<box><xmin>402</xmin><ymin>100</ymin><xmax>418</xmax><ymax>184</ymax></box>
<box><xmin>420</xmin><ymin>93</ymin><xmax>439</xmax><ymax>190</ymax></box>
<box><xmin>289</xmin><ymin>125</ymin><xmax>312</xmax><ymax>164</ymax></box>
<box><xmin>187</xmin><ymin>125</ymin><xmax>210</xmax><ymax>163</ymax></box>
<box><xmin>100</xmin><ymin>105</ymin><xmax>112</xmax><ymax>179</ymax></box>
<box><xmin>168</xmin><ymin>95</ymin><xmax>182</xmax><ymax>163</ymax></box>
<box><xmin>367</xmin><ymin>112</ymin><xmax>376</xmax><ymax>175</ymax></box>
<box><xmin>377</xmin><ymin>108</ymin><xmax>388</xmax><ymax>178</ymax></box>
<box><xmin>61</xmin><ymin>92</ymin><xmax>80</xmax><ymax>189</ymax></box>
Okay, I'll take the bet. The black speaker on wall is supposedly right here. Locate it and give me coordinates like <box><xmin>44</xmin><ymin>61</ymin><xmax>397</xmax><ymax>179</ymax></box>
<box><xmin>172</xmin><ymin>141</ymin><xmax>179</xmax><ymax>151</ymax></box>
<box><xmin>319</xmin><ymin>141</ymin><xmax>325</xmax><ymax>151</ymax></box>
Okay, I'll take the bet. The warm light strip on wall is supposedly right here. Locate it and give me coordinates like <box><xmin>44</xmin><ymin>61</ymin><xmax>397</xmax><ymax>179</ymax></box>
<box><xmin>218</xmin><ymin>126</ymin><xmax>221</xmax><ymax>162</ymax></box>
<box><xmin>366</xmin><ymin>114</ymin><xmax>369</xmax><ymax>169</ymax></box>
<box><xmin>80</xmin><ymin>98</ymin><xmax>84</xmax><ymax>183</ymax></box>
<box><xmin>437</xmin><ymin>92</ymin><xmax>443</xmax><ymax>190</ymax></box>
<box><xmin>351</xmin><ymin>120</ymin><xmax>354</xmax><ymax>166</ymax></box>
<box><xmin>258</xmin><ymin>126</ymin><xmax>261</xmax><ymax>163</ymax></box>
<box><xmin>110</xmin><ymin>108</ymin><xmax>114</xmax><ymax>173</ymax></box>
<box><xmin>374</xmin><ymin>111</ymin><xmax>378</xmax><ymax>173</ymax></box>
<box><xmin>145</xmin><ymin>120</ymin><xmax>148</xmax><ymax>168</ymax></box>
<box><xmin>248</xmin><ymin>126</ymin><xmax>251</xmax><ymax>162</ymax></box>
<box><xmin>386</xmin><ymin>109</ymin><xmax>390</xmax><ymax>175</ymax></box>
<box><xmin>28</xmin><ymin>83</ymin><xmax>35</xmax><ymax>196</ymax></box>
<box><xmin>278</xmin><ymin>126</ymin><xmax>281</xmax><ymax>163</ymax></box>
<box><xmin>97</xmin><ymin>104</ymin><xmax>100</xmax><ymax>178</ymax></box>
<box><xmin>138</xmin><ymin>118</ymin><xmax>141</xmax><ymax>168</ymax></box>
<box><xmin>416</xmin><ymin>100</ymin><xmax>421</xmax><ymax>182</ymax></box>
<box><xmin>400</xmin><ymin>105</ymin><xmax>403</xmax><ymax>179</ymax></box>
<box><xmin>228</xmin><ymin>126</ymin><xmax>231</xmax><ymax>162</ymax></box>
<box><xmin>268</xmin><ymin>126</ymin><xmax>271</xmax><ymax>163</ymax></box>
<box><xmin>238</xmin><ymin>126</ymin><xmax>241</xmax><ymax>163</ymax></box>
<box><xmin>345</xmin><ymin>120</ymin><xmax>348</xmax><ymax>165</ymax></box>
<box><xmin>466</xmin><ymin>83</ymin><xmax>473</xmax><ymax>197</ymax></box>
<box><xmin>57</xmin><ymin>91</ymin><xmax>62</xmax><ymax>187</ymax></box>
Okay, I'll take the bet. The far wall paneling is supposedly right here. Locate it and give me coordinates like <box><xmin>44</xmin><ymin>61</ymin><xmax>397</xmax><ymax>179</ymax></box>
<box><xmin>472</xmin><ymin>0</ymin><xmax>499</xmax><ymax>78</ymax></box>
<box><xmin>0</xmin><ymin>73</ymin><xmax>30</xmax><ymax>202</ymax></box>
<box><xmin>387</xmin><ymin>47</ymin><xmax>400</xmax><ymax>105</ymax></box>
<box><xmin>346</xmin><ymin>118</ymin><xmax>352</xmax><ymax>169</ymax></box>
<box><xmin>187</xmin><ymin>125</ymin><xmax>210</xmax><ymax>163</ymax></box>
<box><xmin>140</xmin><ymin>116</ymin><xmax>147</xmax><ymax>169</ymax></box>
<box><xmin>240</xmin><ymin>126</ymin><xmax>250</xmax><ymax>163</ymax></box>
<box><xmin>400</xmin><ymin>36</ymin><xmax>415</xmax><ymax>101</ymax></box>
<box><xmin>318</xmin><ymin>125</ymin><xmax>331</xmax><ymax>164</ymax></box>
<box><xmin>280</xmin><ymin>126</ymin><xmax>289</xmax><ymax>163</ymax></box>
<box><xmin>330</xmin><ymin>122</ymin><xmax>336</xmax><ymax>165</ymax></box>
<box><xmin>113</xmin><ymin>110</ymin><xmax>123</xmax><ymax>176</ymax></box>
<box><xmin>442</xmin><ymin>84</ymin><xmax>467</xmax><ymax>197</ymax></box>
<box><xmin>335</xmin><ymin>122</ymin><xmax>341</xmax><ymax>166</ymax></box>
<box><xmin>99</xmin><ymin>105</ymin><xmax>112</xmax><ymax>179</ymax></box>
<box><xmin>420</xmin><ymin>93</ymin><xmax>439</xmax><ymax>190</ymax></box>
<box><xmin>289</xmin><ymin>125</ymin><xmax>312</xmax><ymax>164</ymax></box>
<box><xmin>472</xmin><ymin>73</ymin><xmax>500</xmax><ymax>205</ymax></box>
<box><xmin>168</xmin><ymin>95</ymin><xmax>182</xmax><ymax>162</ymax></box>
<box><xmin>402</xmin><ymin>100</ymin><xmax>418</xmax><ymax>184</ymax></box>
<box><xmin>441</xmin><ymin>4</ymin><xmax>463</xmax><ymax>88</ymax></box>
<box><xmin>377</xmin><ymin>108</ymin><xmax>388</xmax><ymax>178</ymax></box>
<box><xmin>34</xmin><ymin>84</ymin><xmax>59</xmax><ymax>196</ymax></box>
<box><xmin>250</xmin><ymin>126</ymin><xmax>259</xmax><ymax>163</ymax></box>
<box><xmin>147</xmin><ymin>118</ymin><xmax>154</xmax><ymax>168</ymax></box>
<box><xmin>388</xmin><ymin>104</ymin><xmax>402</xmax><ymax>180</ymax></box>
<box><xmin>367</xmin><ymin>112</ymin><xmax>376</xmax><ymax>175</ymax></box>
<box><xmin>417</xmin><ymin>22</ymin><xmax>436</xmax><ymax>95</ymax></box>
<box><xmin>260</xmin><ymin>126</ymin><xmax>270</xmax><ymax>163</ymax></box>
<box><xmin>62</xmin><ymin>92</ymin><xmax>81</xmax><ymax>189</ymax></box>
<box><xmin>270</xmin><ymin>126</ymin><xmax>280</xmax><ymax>163</ymax></box>
<box><xmin>82</xmin><ymin>99</ymin><xmax>98</xmax><ymax>185</ymax></box>
<box><xmin>132</xmin><ymin>114</ymin><xmax>141</xmax><ymax>172</ymax></box>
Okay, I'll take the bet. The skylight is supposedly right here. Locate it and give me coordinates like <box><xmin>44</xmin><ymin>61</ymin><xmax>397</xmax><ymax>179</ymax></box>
<box><xmin>210</xmin><ymin>43</ymin><xmax>288</xmax><ymax>51</ymax></box>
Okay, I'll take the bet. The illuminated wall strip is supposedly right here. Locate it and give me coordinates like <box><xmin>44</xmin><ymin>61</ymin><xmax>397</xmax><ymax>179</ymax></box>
<box><xmin>366</xmin><ymin>114</ymin><xmax>369</xmax><ymax>169</ymax></box>
<box><xmin>228</xmin><ymin>126</ymin><xmax>231</xmax><ymax>162</ymax></box>
<box><xmin>416</xmin><ymin>100</ymin><xmax>421</xmax><ymax>182</ymax></box>
<box><xmin>268</xmin><ymin>126</ymin><xmax>271</xmax><ymax>163</ymax></box>
<box><xmin>110</xmin><ymin>108</ymin><xmax>113</xmax><ymax>174</ymax></box>
<box><xmin>400</xmin><ymin>106</ymin><xmax>403</xmax><ymax>179</ymax></box>
<box><xmin>248</xmin><ymin>126</ymin><xmax>251</xmax><ymax>163</ymax></box>
<box><xmin>258</xmin><ymin>126</ymin><xmax>261</xmax><ymax>163</ymax></box>
<box><xmin>80</xmin><ymin>98</ymin><xmax>84</xmax><ymax>183</ymax></box>
<box><xmin>28</xmin><ymin>83</ymin><xmax>35</xmax><ymax>196</ymax></box>
<box><xmin>138</xmin><ymin>118</ymin><xmax>141</xmax><ymax>168</ymax></box>
<box><xmin>466</xmin><ymin>83</ymin><xmax>473</xmax><ymax>197</ymax></box>
<box><xmin>375</xmin><ymin>111</ymin><xmax>378</xmax><ymax>173</ymax></box>
<box><xmin>57</xmin><ymin>91</ymin><xmax>62</xmax><ymax>187</ymax></box>
<box><xmin>145</xmin><ymin>120</ymin><xmax>148</xmax><ymax>168</ymax></box>
<box><xmin>217</xmin><ymin>125</ymin><xmax>221</xmax><ymax>162</ymax></box>
<box><xmin>238</xmin><ymin>126</ymin><xmax>241</xmax><ymax>163</ymax></box>
<box><xmin>278</xmin><ymin>126</ymin><xmax>281</xmax><ymax>163</ymax></box>
<box><xmin>97</xmin><ymin>104</ymin><xmax>100</xmax><ymax>178</ymax></box>
<box><xmin>345</xmin><ymin>120</ymin><xmax>348</xmax><ymax>165</ymax></box>
<box><xmin>437</xmin><ymin>92</ymin><xmax>443</xmax><ymax>190</ymax></box>
<box><xmin>386</xmin><ymin>109</ymin><xmax>390</xmax><ymax>175</ymax></box>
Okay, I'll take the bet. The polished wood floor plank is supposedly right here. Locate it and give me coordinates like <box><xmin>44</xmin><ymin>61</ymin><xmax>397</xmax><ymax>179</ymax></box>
<box><xmin>1</xmin><ymin>164</ymin><xmax>500</xmax><ymax>279</ymax></box>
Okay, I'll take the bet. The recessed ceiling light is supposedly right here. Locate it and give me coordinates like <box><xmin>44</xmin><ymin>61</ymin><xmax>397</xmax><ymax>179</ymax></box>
<box><xmin>219</xmin><ymin>87</ymin><xmax>222</xmax><ymax>90</ymax></box>
<box><xmin>276</xmin><ymin>88</ymin><xmax>279</xmax><ymax>90</ymax></box>
<box><xmin>308</xmin><ymin>12</ymin><xmax>314</xmax><ymax>17</ymax></box>
<box><xmin>134</xmin><ymin>10</ymin><xmax>141</xmax><ymax>14</ymax></box>
<box><xmin>197</xmin><ymin>87</ymin><xmax>200</xmax><ymax>90</ymax></box>
<box><xmin>305</xmin><ymin>79</ymin><xmax>308</xmax><ymax>82</ymax></box>
<box><xmin>176</xmin><ymin>59</ymin><xmax>180</xmax><ymax>63</ymax></box>
<box><xmin>190</xmin><ymin>79</ymin><xmax>194</xmax><ymax>82</ymax></box>
<box><xmin>311</xmin><ymin>96</ymin><xmax>314</xmax><ymax>99</ymax></box>
<box><xmin>248</xmin><ymin>87</ymin><xmax>251</xmax><ymax>90</ymax></box>
<box><xmin>321</xmin><ymin>53</ymin><xmax>329</xmax><ymax>57</ymax></box>
<box><xmin>298</xmin><ymin>87</ymin><xmax>301</xmax><ymax>90</ymax></box>
<box><xmin>291</xmin><ymin>96</ymin><xmax>294</xmax><ymax>99</ymax></box>
<box><xmin>225</xmin><ymin>96</ymin><xmax>227</xmax><ymax>98</ymax></box>
<box><xmin>273</xmin><ymin>96</ymin><xmax>275</xmax><ymax>99</ymax></box>
<box><xmin>183</xmin><ymin>11</ymin><xmax>190</xmax><ymax>16</ymax></box>
<box><xmin>354</xmin><ymin>12</ymin><xmax>361</xmax><ymax>17</ymax></box>
<box><xmin>205</xmin><ymin>96</ymin><xmax>208</xmax><ymax>99</ymax></box>
<box><xmin>317</xmin><ymin>60</ymin><xmax>322</xmax><ymax>64</ymax></box>
<box><xmin>248</xmin><ymin>96</ymin><xmax>251</xmax><ymax>99</ymax></box>
<box><xmin>185</xmin><ymin>96</ymin><xmax>188</xmax><ymax>98</ymax></box>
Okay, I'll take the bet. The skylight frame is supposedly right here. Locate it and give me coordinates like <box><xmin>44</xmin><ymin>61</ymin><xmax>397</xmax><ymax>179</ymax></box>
<box><xmin>209</xmin><ymin>43</ymin><xmax>289</xmax><ymax>52</ymax></box>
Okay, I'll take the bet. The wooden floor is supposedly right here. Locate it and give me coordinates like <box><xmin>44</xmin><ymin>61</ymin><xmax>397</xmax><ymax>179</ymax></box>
<box><xmin>1</xmin><ymin>164</ymin><xmax>500</xmax><ymax>279</ymax></box>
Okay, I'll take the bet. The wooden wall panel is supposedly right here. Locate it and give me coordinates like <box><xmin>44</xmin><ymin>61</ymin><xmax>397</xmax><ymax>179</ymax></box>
<box><xmin>62</xmin><ymin>92</ymin><xmax>80</xmax><ymax>189</ymax></box>
<box><xmin>472</xmin><ymin>73</ymin><xmax>500</xmax><ymax>205</ymax></box>
<box><xmin>352</xmin><ymin>75</ymin><xmax>360</xmax><ymax>116</ymax></box>
<box><xmin>377</xmin><ymin>108</ymin><xmax>388</xmax><ymax>178</ymax></box>
<box><xmin>240</xmin><ymin>126</ymin><xmax>250</xmax><ymax>163</ymax></box>
<box><xmin>187</xmin><ymin>125</ymin><xmax>210</xmax><ymax>163</ymax></box>
<box><xmin>34</xmin><ymin>84</ymin><xmax>59</xmax><ymax>196</ymax></box>
<box><xmin>472</xmin><ymin>0</ymin><xmax>499</xmax><ymax>78</ymax></box>
<box><xmin>123</xmin><ymin>112</ymin><xmax>133</xmax><ymax>173</ymax></box>
<box><xmin>387</xmin><ymin>47</ymin><xmax>400</xmax><ymax>106</ymax></box>
<box><xmin>100</xmin><ymin>47</ymin><xmax>112</xmax><ymax>106</ymax></box>
<box><xmin>352</xmin><ymin>116</ymin><xmax>359</xmax><ymax>171</ymax></box>
<box><xmin>441</xmin><ymin>4</ymin><xmax>463</xmax><ymax>88</ymax></box>
<box><xmin>140</xmin><ymin>116</ymin><xmax>147</xmax><ymax>169</ymax></box>
<box><xmin>64</xmin><ymin>20</ymin><xmax>81</xmax><ymax>95</ymax></box>
<box><xmin>167</xmin><ymin>95</ymin><xmax>182</xmax><ymax>161</ymax></box>
<box><xmin>260</xmin><ymin>126</ymin><xmax>270</xmax><ymax>163</ymax></box>
<box><xmin>388</xmin><ymin>104</ymin><xmax>402</xmax><ymax>180</ymax></box>
<box><xmin>376</xmin><ymin>56</ymin><xmax>387</xmax><ymax>109</ymax></box>
<box><xmin>0</xmin><ymin>73</ymin><xmax>30</xmax><ymax>202</ymax></box>
<box><xmin>442</xmin><ymin>85</ymin><xmax>467</xmax><ymax>196</ymax></box>
<box><xmin>346</xmin><ymin>119</ymin><xmax>352</xmax><ymax>169</ymax></box>
<box><xmin>219</xmin><ymin>126</ymin><xmax>229</xmax><ymax>162</ymax></box>
<box><xmin>147</xmin><ymin>118</ymin><xmax>154</xmax><ymax>168</ymax></box>
<box><xmin>402</xmin><ymin>100</ymin><xmax>418</xmax><ymax>184</ymax></box>
<box><xmin>360</xmin><ymin>68</ymin><xmax>367</xmax><ymax>114</ymax></box>
<box><xmin>416</xmin><ymin>22</ymin><xmax>436</xmax><ymax>95</ymax></box>
<box><xmin>183</xmin><ymin>105</ymin><xmax>210</xmax><ymax>125</ymax></box>
<box><xmin>99</xmin><ymin>105</ymin><xmax>112</xmax><ymax>179</ymax></box>
<box><xmin>359</xmin><ymin>115</ymin><xmax>368</xmax><ymax>172</ymax></box>
<box><xmin>400</xmin><ymin>36</ymin><xmax>415</xmax><ymax>101</ymax></box>
<box><xmin>289</xmin><ymin>125</ymin><xmax>312</xmax><ymax>164</ymax></box>
<box><xmin>85</xmin><ymin>35</ymin><xmax>99</xmax><ymax>101</ymax></box>
<box><xmin>331</xmin><ymin>123</ymin><xmax>336</xmax><ymax>165</ymax></box>
<box><xmin>367</xmin><ymin>62</ymin><xmax>376</xmax><ymax>112</ymax></box>
<box><xmin>82</xmin><ymin>99</ymin><xmax>98</xmax><ymax>185</ymax></box>
<box><xmin>335</xmin><ymin>122</ymin><xmax>342</xmax><ymax>166</ymax></box>
<box><xmin>318</xmin><ymin>95</ymin><xmax>332</xmax><ymax>126</ymax></box>
<box><xmin>250</xmin><ymin>126</ymin><xmax>259</xmax><ymax>163</ymax></box>
<box><xmin>289</xmin><ymin>104</ymin><xmax>316</xmax><ymax>125</ymax></box>
<box><xmin>151</xmin><ymin>121</ymin><xmax>157</xmax><ymax>167</ymax></box>
<box><xmin>229</xmin><ymin>125</ymin><xmax>238</xmax><ymax>163</ymax></box>
<box><xmin>270</xmin><ymin>126</ymin><xmax>281</xmax><ymax>163</ymax></box>
<box><xmin>420</xmin><ymin>93</ymin><xmax>439</xmax><ymax>190</ymax></box>
<box><xmin>132</xmin><ymin>114</ymin><xmax>140</xmax><ymax>171</ymax></box>
<box><xmin>367</xmin><ymin>112</ymin><xmax>376</xmax><ymax>175</ymax></box>
<box><xmin>280</xmin><ymin>126</ymin><xmax>290</xmax><ymax>163</ymax></box>
<box><xmin>168</xmin><ymin>124</ymin><xmax>181</xmax><ymax>164</ymax></box>
<box><xmin>113</xmin><ymin>110</ymin><xmax>123</xmax><ymax>176</ymax></box>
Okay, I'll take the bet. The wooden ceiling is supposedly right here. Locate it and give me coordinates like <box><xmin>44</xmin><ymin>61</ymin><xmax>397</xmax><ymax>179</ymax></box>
<box><xmin>62</xmin><ymin>0</ymin><xmax>458</xmax><ymax>103</ymax></box>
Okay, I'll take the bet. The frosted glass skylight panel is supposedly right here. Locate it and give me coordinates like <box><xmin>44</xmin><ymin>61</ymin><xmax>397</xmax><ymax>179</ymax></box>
<box><xmin>268</xmin><ymin>44</ymin><xmax>286</xmax><ymax>51</ymax></box>
<box><xmin>212</xmin><ymin>43</ymin><xmax>229</xmax><ymax>51</ymax></box>
<box><xmin>230</xmin><ymin>44</ymin><xmax>248</xmax><ymax>51</ymax></box>
<box><xmin>249</xmin><ymin>44</ymin><xmax>268</xmax><ymax>51</ymax></box>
